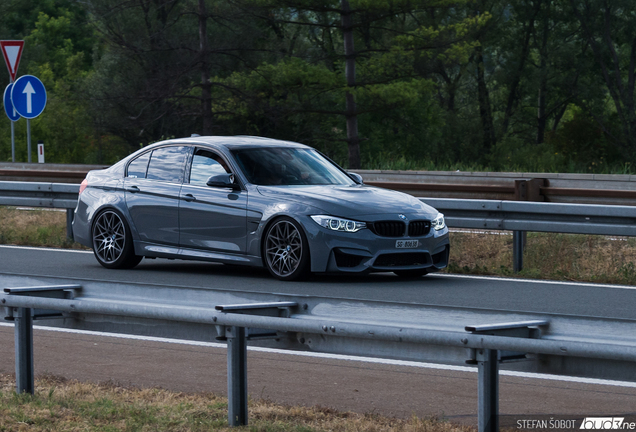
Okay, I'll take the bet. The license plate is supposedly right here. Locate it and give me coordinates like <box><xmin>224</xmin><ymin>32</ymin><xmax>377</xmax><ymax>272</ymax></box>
<box><xmin>395</xmin><ymin>240</ymin><xmax>419</xmax><ymax>249</ymax></box>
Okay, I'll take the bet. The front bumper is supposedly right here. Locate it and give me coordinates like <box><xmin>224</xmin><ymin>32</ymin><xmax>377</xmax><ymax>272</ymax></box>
<box><xmin>301</xmin><ymin>215</ymin><xmax>450</xmax><ymax>274</ymax></box>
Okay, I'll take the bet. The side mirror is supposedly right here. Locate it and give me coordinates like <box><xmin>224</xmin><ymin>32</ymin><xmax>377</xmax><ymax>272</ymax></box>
<box><xmin>348</xmin><ymin>172</ymin><xmax>364</xmax><ymax>184</ymax></box>
<box><xmin>207</xmin><ymin>173</ymin><xmax>238</xmax><ymax>189</ymax></box>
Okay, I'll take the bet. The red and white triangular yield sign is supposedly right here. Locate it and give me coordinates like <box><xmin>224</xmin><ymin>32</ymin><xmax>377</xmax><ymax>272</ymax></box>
<box><xmin>0</xmin><ymin>40</ymin><xmax>25</xmax><ymax>82</ymax></box>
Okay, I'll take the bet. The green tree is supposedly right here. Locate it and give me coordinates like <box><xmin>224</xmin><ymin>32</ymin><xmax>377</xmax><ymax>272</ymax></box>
<box><xmin>212</xmin><ymin>0</ymin><xmax>483</xmax><ymax>168</ymax></box>
<box><xmin>0</xmin><ymin>0</ymin><xmax>108</xmax><ymax>163</ymax></box>
<box><xmin>570</xmin><ymin>0</ymin><xmax>636</xmax><ymax>161</ymax></box>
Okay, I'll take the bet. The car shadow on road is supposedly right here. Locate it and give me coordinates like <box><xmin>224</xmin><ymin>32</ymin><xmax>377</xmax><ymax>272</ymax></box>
<box><xmin>133</xmin><ymin>258</ymin><xmax>435</xmax><ymax>285</ymax></box>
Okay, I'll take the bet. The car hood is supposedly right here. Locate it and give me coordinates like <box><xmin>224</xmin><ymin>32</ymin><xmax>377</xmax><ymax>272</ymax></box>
<box><xmin>256</xmin><ymin>185</ymin><xmax>439</xmax><ymax>218</ymax></box>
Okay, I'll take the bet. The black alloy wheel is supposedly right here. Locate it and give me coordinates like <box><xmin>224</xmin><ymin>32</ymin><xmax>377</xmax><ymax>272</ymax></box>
<box><xmin>264</xmin><ymin>217</ymin><xmax>310</xmax><ymax>281</ymax></box>
<box><xmin>92</xmin><ymin>209</ymin><xmax>142</xmax><ymax>269</ymax></box>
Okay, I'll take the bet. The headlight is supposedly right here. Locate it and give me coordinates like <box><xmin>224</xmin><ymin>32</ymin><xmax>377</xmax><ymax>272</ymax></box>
<box><xmin>310</xmin><ymin>215</ymin><xmax>366</xmax><ymax>233</ymax></box>
<box><xmin>432</xmin><ymin>213</ymin><xmax>446</xmax><ymax>231</ymax></box>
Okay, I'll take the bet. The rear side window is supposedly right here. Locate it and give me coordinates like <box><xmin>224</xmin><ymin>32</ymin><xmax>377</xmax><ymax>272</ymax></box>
<box><xmin>146</xmin><ymin>146</ymin><xmax>190</xmax><ymax>183</ymax></box>
<box><xmin>126</xmin><ymin>151</ymin><xmax>151</xmax><ymax>178</ymax></box>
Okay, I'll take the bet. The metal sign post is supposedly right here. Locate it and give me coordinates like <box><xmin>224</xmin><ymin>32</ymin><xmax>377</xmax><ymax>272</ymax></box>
<box><xmin>3</xmin><ymin>82</ymin><xmax>20</xmax><ymax>163</ymax></box>
<box><xmin>26</xmin><ymin>119</ymin><xmax>31</xmax><ymax>163</ymax></box>
<box><xmin>11</xmin><ymin>121</ymin><xmax>15</xmax><ymax>162</ymax></box>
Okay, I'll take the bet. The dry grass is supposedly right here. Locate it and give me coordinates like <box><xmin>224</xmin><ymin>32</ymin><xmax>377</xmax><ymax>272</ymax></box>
<box><xmin>0</xmin><ymin>207</ymin><xmax>87</xmax><ymax>249</ymax></box>
<box><xmin>0</xmin><ymin>374</ymin><xmax>474</xmax><ymax>432</ymax></box>
<box><xmin>447</xmin><ymin>231</ymin><xmax>636</xmax><ymax>285</ymax></box>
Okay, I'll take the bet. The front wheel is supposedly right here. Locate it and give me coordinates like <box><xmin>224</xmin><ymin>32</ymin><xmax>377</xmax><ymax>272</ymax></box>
<box><xmin>92</xmin><ymin>209</ymin><xmax>142</xmax><ymax>269</ymax></box>
<box><xmin>263</xmin><ymin>217</ymin><xmax>310</xmax><ymax>281</ymax></box>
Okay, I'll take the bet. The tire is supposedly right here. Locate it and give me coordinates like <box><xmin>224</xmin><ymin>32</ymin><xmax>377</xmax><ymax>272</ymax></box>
<box><xmin>394</xmin><ymin>269</ymin><xmax>429</xmax><ymax>278</ymax></box>
<box><xmin>263</xmin><ymin>217</ymin><xmax>310</xmax><ymax>281</ymax></box>
<box><xmin>92</xmin><ymin>209</ymin><xmax>142</xmax><ymax>269</ymax></box>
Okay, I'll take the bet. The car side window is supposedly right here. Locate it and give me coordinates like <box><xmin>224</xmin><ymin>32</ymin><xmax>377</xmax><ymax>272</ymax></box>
<box><xmin>126</xmin><ymin>151</ymin><xmax>151</xmax><ymax>179</ymax></box>
<box><xmin>146</xmin><ymin>146</ymin><xmax>190</xmax><ymax>183</ymax></box>
<box><xmin>189</xmin><ymin>149</ymin><xmax>231</xmax><ymax>187</ymax></box>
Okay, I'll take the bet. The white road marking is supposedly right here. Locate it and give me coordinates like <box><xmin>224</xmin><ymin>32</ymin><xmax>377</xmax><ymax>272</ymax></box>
<box><xmin>433</xmin><ymin>272</ymin><xmax>636</xmax><ymax>290</ymax></box>
<box><xmin>1</xmin><ymin>322</ymin><xmax>634</xmax><ymax>389</ymax></box>
<box><xmin>0</xmin><ymin>245</ymin><xmax>92</xmax><ymax>254</ymax></box>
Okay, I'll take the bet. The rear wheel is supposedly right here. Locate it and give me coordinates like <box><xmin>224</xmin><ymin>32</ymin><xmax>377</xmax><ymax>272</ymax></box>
<box><xmin>263</xmin><ymin>217</ymin><xmax>310</xmax><ymax>281</ymax></box>
<box><xmin>92</xmin><ymin>209</ymin><xmax>142</xmax><ymax>269</ymax></box>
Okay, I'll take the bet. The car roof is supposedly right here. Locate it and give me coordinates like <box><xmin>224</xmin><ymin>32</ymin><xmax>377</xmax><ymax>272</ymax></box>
<box><xmin>151</xmin><ymin>135</ymin><xmax>311</xmax><ymax>151</ymax></box>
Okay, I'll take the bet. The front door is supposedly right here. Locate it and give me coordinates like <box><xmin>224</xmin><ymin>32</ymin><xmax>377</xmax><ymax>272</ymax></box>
<box><xmin>179</xmin><ymin>148</ymin><xmax>248</xmax><ymax>253</ymax></box>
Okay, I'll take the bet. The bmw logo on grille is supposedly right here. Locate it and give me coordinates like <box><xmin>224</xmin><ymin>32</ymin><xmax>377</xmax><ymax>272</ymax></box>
<box><xmin>398</xmin><ymin>214</ymin><xmax>407</xmax><ymax>220</ymax></box>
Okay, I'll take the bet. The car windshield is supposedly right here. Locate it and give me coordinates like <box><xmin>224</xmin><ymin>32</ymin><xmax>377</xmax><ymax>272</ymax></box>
<box><xmin>231</xmin><ymin>147</ymin><xmax>356</xmax><ymax>186</ymax></box>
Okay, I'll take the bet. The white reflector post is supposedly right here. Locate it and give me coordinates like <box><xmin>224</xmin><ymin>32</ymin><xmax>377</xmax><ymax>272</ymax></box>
<box><xmin>37</xmin><ymin>141</ymin><xmax>44</xmax><ymax>163</ymax></box>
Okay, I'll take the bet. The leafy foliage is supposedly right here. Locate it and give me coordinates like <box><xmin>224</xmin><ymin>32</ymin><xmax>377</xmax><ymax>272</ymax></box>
<box><xmin>0</xmin><ymin>0</ymin><xmax>635</xmax><ymax>172</ymax></box>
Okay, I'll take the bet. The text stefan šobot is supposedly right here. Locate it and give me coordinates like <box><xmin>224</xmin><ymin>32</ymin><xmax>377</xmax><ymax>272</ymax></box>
<box><xmin>517</xmin><ymin>418</ymin><xmax>636</xmax><ymax>430</ymax></box>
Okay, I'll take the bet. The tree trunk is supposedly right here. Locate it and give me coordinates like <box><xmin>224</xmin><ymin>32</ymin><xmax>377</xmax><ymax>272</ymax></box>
<box><xmin>199</xmin><ymin>0</ymin><xmax>213</xmax><ymax>135</ymax></box>
<box><xmin>536</xmin><ymin>9</ymin><xmax>549</xmax><ymax>144</ymax></box>
<box><xmin>341</xmin><ymin>0</ymin><xmax>360</xmax><ymax>169</ymax></box>
<box><xmin>476</xmin><ymin>45</ymin><xmax>495</xmax><ymax>151</ymax></box>
<box><xmin>501</xmin><ymin>3</ymin><xmax>540</xmax><ymax>135</ymax></box>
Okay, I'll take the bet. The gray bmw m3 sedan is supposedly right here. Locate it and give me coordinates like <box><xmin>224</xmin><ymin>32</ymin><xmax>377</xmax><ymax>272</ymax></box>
<box><xmin>72</xmin><ymin>136</ymin><xmax>449</xmax><ymax>280</ymax></box>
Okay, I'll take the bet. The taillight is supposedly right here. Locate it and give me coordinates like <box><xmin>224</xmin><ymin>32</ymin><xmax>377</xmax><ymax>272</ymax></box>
<box><xmin>79</xmin><ymin>178</ymin><xmax>88</xmax><ymax>195</ymax></box>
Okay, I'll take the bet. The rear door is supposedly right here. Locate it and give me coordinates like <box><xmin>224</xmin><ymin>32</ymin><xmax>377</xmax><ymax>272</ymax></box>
<box><xmin>124</xmin><ymin>145</ymin><xmax>190</xmax><ymax>246</ymax></box>
<box><xmin>179</xmin><ymin>148</ymin><xmax>248</xmax><ymax>253</ymax></box>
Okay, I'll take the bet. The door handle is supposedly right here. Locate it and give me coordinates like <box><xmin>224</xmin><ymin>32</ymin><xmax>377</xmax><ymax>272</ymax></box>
<box><xmin>183</xmin><ymin>193</ymin><xmax>196</xmax><ymax>202</ymax></box>
<box><xmin>126</xmin><ymin>185</ymin><xmax>140</xmax><ymax>193</ymax></box>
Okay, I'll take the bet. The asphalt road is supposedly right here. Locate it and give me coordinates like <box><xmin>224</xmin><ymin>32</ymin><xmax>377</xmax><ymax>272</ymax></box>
<box><xmin>1</xmin><ymin>244</ymin><xmax>635</xmax><ymax>319</ymax></box>
<box><xmin>2</xmin><ymin>245</ymin><xmax>636</xmax><ymax>427</ymax></box>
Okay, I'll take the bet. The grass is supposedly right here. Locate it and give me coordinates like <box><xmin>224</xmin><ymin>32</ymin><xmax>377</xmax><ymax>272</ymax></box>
<box><xmin>0</xmin><ymin>207</ymin><xmax>86</xmax><ymax>250</ymax></box>
<box><xmin>1</xmin><ymin>206</ymin><xmax>636</xmax><ymax>285</ymax></box>
<box><xmin>0</xmin><ymin>374</ymin><xmax>473</xmax><ymax>432</ymax></box>
<box><xmin>447</xmin><ymin>231</ymin><xmax>636</xmax><ymax>285</ymax></box>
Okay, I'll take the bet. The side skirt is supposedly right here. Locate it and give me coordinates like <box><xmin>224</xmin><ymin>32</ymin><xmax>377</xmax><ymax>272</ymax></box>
<box><xmin>133</xmin><ymin>241</ymin><xmax>263</xmax><ymax>267</ymax></box>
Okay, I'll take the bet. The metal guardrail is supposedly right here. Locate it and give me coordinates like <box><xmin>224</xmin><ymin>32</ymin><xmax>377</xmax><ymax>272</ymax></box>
<box><xmin>0</xmin><ymin>181</ymin><xmax>79</xmax><ymax>240</ymax></box>
<box><xmin>426</xmin><ymin>198</ymin><xmax>636</xmax><ymax>236</ymax></box>
<box><xmin>2</xmin><ymin>276</ymin><xmax>636</xmax><ymax>431</ymax></box>
<box><xmin>356</xmin><ymin>170</ymin><xmax>636</xmax><ymax>205</ymax></box>
<box><xmin>0</xmin><ymin>163</ymin><xmax>106</xmax><ymax>184</ymax></box>
<box><xmin>0</xmin><ymin>181</ymin><xmax>79</xmax><ymax>209</ymax></box>
<box><xmin>3</xmin><ymin>163</ymin><xmax>636</xmax><ymax>205</ymax></box>
<box><xmin>425</xmin><ymin>198</ymin><xmax>636</xmax><ymax>271</ymax></box>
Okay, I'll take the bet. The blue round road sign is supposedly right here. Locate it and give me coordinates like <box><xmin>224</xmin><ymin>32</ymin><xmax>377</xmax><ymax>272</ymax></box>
<box><xmin>3</xmin><ymin>83</ymin><xmax>20</xmax><ymax>122</ymax></box>
<box><xmin>11</xmin><ymin>75</ymin><xmax>47</xmax><ymax>119</ymax></box>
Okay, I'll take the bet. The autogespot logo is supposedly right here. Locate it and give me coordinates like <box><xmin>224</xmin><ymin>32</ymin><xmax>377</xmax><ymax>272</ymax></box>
<box><xmin>580</xmin><ymin>418</ymin><xmax>635</xmax><ymax>430</ymax></box>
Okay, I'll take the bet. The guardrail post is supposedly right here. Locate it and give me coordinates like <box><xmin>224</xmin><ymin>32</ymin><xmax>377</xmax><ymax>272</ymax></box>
<box><xmin>215</xmin><ymin>302</ymin><xmax>297</xmax><ymax>427</ymax></box>
<box><xmin>477</xmin><ymin>349</ymin><xmax>499</xmax><ymax>432</ymax></box>
<box><xmin>66</xmin><ymin>209</ymin><xmax>74</xmax><ymax>241</ymax></box>
<box><xmin>513</xmin><ymin>231</ymin><xmax>524</xmax><ymax>272</ymax></box>
<box><xmin>226</xmin><ymin>326</ymin><xmax>248</xmax><ymax>426</ymax></box>
<box><xmin>14</xmin><ymin>307</ymin><xmax>34</xmax><ymax>394</ymax></box>
<box><xmin>466</xmin><ymin>320</ymin><xmax>548</xmax><ymax>432</ymax></box>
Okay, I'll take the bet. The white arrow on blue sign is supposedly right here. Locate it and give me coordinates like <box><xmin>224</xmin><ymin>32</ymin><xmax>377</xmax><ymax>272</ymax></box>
<box><xmin>3</xmin><ymin>83</ymin><xmax>20</xmax><ymax>122</ymax></box>
<box><xmin>11</xmin><ymin>75</ymin><xmax>46</xmax><ymax>119</ymax></box>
